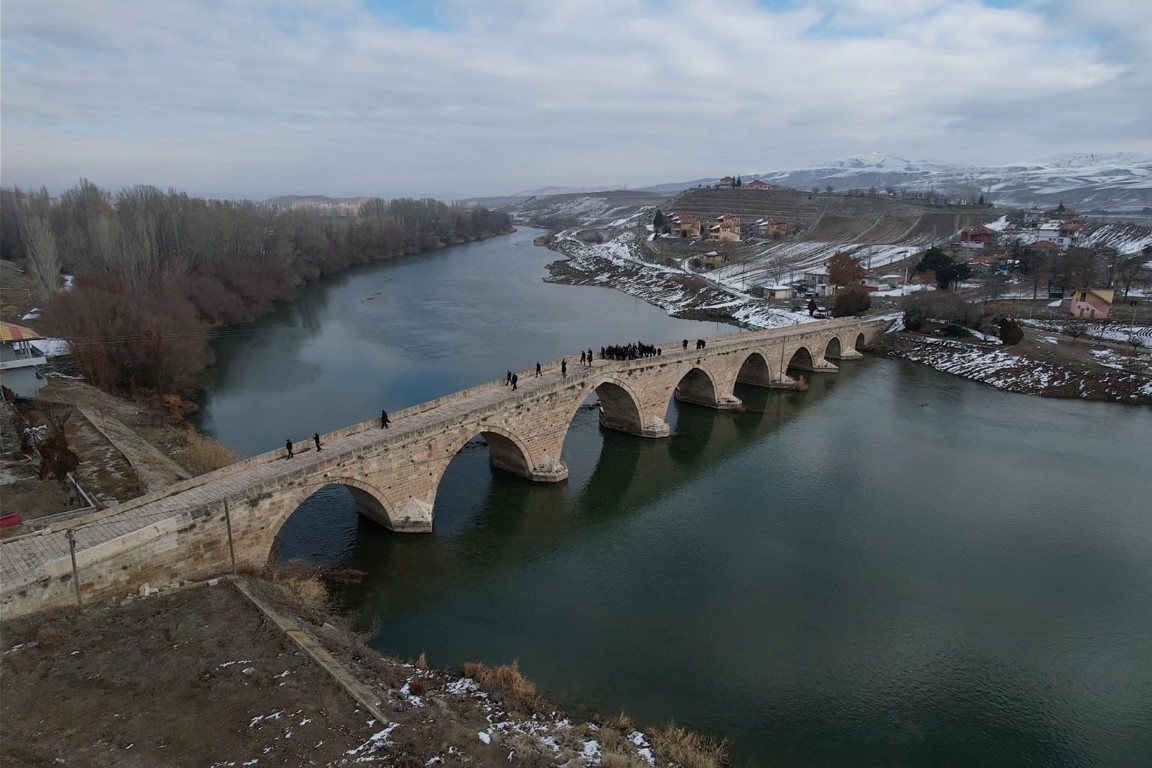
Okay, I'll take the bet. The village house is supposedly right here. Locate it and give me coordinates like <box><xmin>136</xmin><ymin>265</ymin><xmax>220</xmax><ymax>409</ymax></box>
<box><xmin>959</xmin><ymin>225</ymin><xmax>998</xmax><ymax>248</ymax></box>
<box><xmin>1036</xmin><ymin>219</ymin><xmax>1082</xmax><ymax>249</ymax></box>
<box><xmin>668</xmin><ymin>211</ymin><xmax>701</xmax><ymax>238</ymax></box>
<box><xmin>751</xmin><ymin>217</ymin><xmax>788</xmax><ymax>238</ymax></box>
<box><xmin>698</xmin><ymin>250</ymin><xmax>725</xmax><ymax>269</ymax></box>
<box><xmin>860</xmin><ymin>274</ymin><xmax>904</xmax><ymax>292</ymax></box>
<box><xmin>800</xmin><ymin>265</ymin><xmax>835</xmax><ymax>296</ymax></box>
<box><xmin>745</xmin><ymin>179</ymin><xmax>771</xmax><ymax>191</ymax></box>
<box><xmin>1069</xmin><ymin>288</ymin><xmax>1114</xmax><ymax>319</ymax></box>
<box><xmin>752</xmin><ymin>284</ymin><xmax>795</xmax><ymax>300</ymax></box>
<box><xmin>0</xmin><ymin>322</ymin><xmax>47</xmax><ymax>399</ymax></box>
<box><xmin>707</xmin><ymin>214</ymin><xmax>741</xmax><ymax>242</ymax></box>
<box><xmin>716</xmin><ymin>176</ymin><xmax>735</xmax><ymax>190</ymax></box>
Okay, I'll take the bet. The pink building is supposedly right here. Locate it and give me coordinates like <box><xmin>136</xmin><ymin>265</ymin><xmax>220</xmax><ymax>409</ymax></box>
<box><xmin>1069</xmin><ymin>288</ymin><xmax>1114</xmax><ymax>319</ymax></box>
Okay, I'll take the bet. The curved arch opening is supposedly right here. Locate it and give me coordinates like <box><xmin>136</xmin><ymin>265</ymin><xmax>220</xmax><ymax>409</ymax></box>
<box><xmin>856</xmin><ymin>332</ymin><xmax>866</xmax><ymax>351</ymax></box>
<box><xmin>825</xmin><ymin>337</ymin><xmax>842</xmax><ymax>360</ymax></box>
<box><xmin>787</xmin><ymin>347</ymin><xmax>815</xmax><ymax>371</ymax></box>
<box><xmin>673</xmin><ymin>367</ymin><xmax>718</xmax><ymax>407</ymax></box>
<box><xmin>593</xmin><ymin>380</ymin><xmax>645</xmax><ymax>435</ymax></box>
<box><xmin>735</xmin><ymin>352</ymin><xmax>774</xmax><ymax>387</ymax></box>
<box><xmin>271</xmin><ymin>480</ymin><xmax>395</xmax><ymax>566</ymax></box>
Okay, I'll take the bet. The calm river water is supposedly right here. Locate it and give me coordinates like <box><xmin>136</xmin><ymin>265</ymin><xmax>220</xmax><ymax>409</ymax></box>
<box><xmin>198</xmin><ymin>227</ymin><xmax>1152</xmax><ymax>767</ymax></box>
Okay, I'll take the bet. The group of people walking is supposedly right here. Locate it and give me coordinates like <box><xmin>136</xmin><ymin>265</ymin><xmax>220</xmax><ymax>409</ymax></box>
<box><xmin>602</xmin><ymin>341</ymin><xmax>662</xmax><ymax>360</ymax></box>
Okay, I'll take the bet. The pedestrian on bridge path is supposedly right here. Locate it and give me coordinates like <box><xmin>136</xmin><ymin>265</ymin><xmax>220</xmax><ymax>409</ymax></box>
<box><xmin>285</xmin><ymin>439</ymin><xmax>294</xmax><ymax>459</ymax></box>
<box><xmin>380</xmin><ymin>410</ymin><xmax>391</xmax><ymax>429</ymax></box>
<box><xmin>536</xmin><ymin>362</ymin><xmax>541</xmax><ymax>377</ymax></box>
<box><xmin>313</xmin><ymin>433</ymin><xmax>321</xmax><ymax>451</ymax></box>
<box><xmin>561</xmin><ymin>359</ymin><xmax>567</xmax><ymax>378</ymax></box>
<box><xmin>511</xmin><ymin>373</ymin><xmax>518</xmax><ymax>391</ymax></box>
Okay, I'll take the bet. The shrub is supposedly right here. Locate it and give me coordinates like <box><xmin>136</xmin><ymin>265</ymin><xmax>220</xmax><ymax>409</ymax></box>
<box><xmin>184</xmin><ymin>430</ymin><xmax>242</xmax><ymax>474</ymax></box>
<box><xmin>832</xmin><ymin>286</ymin><xmax>872</xmax><ymax>317</ymax></box>
<box><xmin>650</xmin><ymin>723</ymin><xmax>729</xmax><ymax>768</ymax></box>
<box><xmin>997</xmin><ymin>318</ymin><xmax>1024</xmax><ymax>345</ymax></box>
<box><xmin>460</xmin><ymin>660</ymin><xmax>541</xmax><ymax>712</ymax></box>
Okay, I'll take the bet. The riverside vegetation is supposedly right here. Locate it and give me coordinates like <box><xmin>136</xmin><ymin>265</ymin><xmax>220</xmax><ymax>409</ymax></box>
<box><xmin>0</xmin><ymin>181</ymin><xmax>513</xmax><ymax>396</ymax></box>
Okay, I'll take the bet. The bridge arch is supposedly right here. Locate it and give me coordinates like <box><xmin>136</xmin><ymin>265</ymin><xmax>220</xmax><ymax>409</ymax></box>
<box><xmin>735</xmin><ymin>351</ymin><xmax>775</xmax><ymax>387</ymax></box>
<box><xmin>856</xmin><ymin>332</ymin><xmax>866</xmax><ymax>351</ymax></box>
<box><xmin>442</xmin><ymin>424</ymin><xmax>535</xmax><ymax>479</ymax></box>
<box><xmin>786</xmin><ymin>346</ymin><xmax>815</xmax><ymax>371</ymax></box>
<box><xmin>569</xmin><ymin>376</ymin><xmax>646</xmax><ymax>435</ymax></box>
<box><xmin>825</xmin><ymin>337</ymin><xmax>842</xmax><ymax>360</ymax></box>
<box><xmin>673</xmin><ymin>366</ymin><xmax>720</xmax><ymax>407</ymax></box>
<box><xmin>258</xmin><ymin>476</ymin><xmax>399</xmax><ymax>564</ymax></box>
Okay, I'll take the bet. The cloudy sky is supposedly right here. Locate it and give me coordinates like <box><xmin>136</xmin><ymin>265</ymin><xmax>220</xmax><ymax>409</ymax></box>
<box><xmin>2</xmin><ymin>0</ymin><xmax>1150</xmax><ymax>199</ymax></box>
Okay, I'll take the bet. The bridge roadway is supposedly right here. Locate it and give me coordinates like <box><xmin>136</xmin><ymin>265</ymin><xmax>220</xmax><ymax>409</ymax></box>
<box><xmin>0</xmin><ymin>317</ymin><xmax>886</xmax><ymax>617</ymax></box>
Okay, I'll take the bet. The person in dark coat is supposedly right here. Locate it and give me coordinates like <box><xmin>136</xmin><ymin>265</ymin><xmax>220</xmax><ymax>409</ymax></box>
<box><xmin>588</xmin><ymin>348</ymin><xmax>594</xmax><ymax>365</ymax></box>
<box><xmin>380</xmin><ymin>410</ymin><xmax>391</xmax><ymax>429</ymax></box>
<box><xmin>807</xmin><ymin>296</ymin><xmax>818</xmax><ymax>316</ymax></box>
<box><xmin>313</xmin><ymin>433</ymin><xmax>321</xmax><ymax>451</ymax></box>
<box><xmin>285</xmin><ymin>439</ymin><xmax>294</xmax><ymax>459</ymax></box>
<box><xmin>683</xmin><ymin>339</ymin><xmax>689</xmax><ymax>350</ymax></box>
<box><xmin>536</xmin><ymin>362</ymin><xmax>541</xmax><ymax>377</ymax></box>
<box><xmin>506</xmin><ymin>370</ymin><xmax>512</xmax><ymax>386</ymax></box>
<box><xmin>580</xmin><ymin>351</ymin><xmax>586</xmax><ymax>367</ymax></box>
<box><xmin>511</xmin><ymin>373</ymin><xmax>518</xmax><ymax>391</ymax></box>
<box><xmin>561</xmin><ymin>359</ymin><xmax>567</xmax><ymax>377</ymax></box>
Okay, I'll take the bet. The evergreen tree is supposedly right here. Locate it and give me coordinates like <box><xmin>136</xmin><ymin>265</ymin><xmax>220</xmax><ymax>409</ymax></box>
<box><xmin>653</xmin><ymin>209</ymin><xmax>665</xmax><ymax>232</ymax></box>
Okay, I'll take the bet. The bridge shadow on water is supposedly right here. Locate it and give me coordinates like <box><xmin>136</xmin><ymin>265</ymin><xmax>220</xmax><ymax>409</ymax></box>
<box><xmin>274</xmin><ymin>362</ymin><xmax>860</xmax><ymax>628</ymax></box>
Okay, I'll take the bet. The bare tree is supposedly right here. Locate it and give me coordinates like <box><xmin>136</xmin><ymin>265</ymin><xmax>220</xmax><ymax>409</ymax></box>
<box><xmin>20</xmin><ymin>213</ymin><xmax>61</xmax><ymax>300</ymax></box>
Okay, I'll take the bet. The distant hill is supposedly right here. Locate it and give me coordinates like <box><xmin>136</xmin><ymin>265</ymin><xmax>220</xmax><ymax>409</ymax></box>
<box><xmin>638</xmin><ymin>152</ymin><xmax>1152</xmax><ymax>212</ymax></box>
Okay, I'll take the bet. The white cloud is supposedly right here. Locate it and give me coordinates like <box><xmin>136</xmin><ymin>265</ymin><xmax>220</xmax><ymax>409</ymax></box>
<box><xmin>1</xmin><ymin>0</ymin><xmax>1148</xmax><ymax>197</ymax></box>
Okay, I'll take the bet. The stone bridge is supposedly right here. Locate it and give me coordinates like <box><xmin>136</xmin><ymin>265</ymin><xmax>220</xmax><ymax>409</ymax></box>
<box><xmin>0</xmin><ymin>317</ymin><xmax>887</xmax><ymax>618</ymax></box>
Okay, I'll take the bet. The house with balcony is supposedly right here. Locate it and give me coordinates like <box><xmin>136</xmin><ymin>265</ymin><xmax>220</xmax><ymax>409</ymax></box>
<box><xmin>707</xmin><ymin>214</ymin><xmax>741</xmax><ymax>242</ymax></box>
<box><xmin>0</xmin><ymin>322</ymin><xmax>47</xmax><ymax>399</ymax></box>
<box><xmin>668</xmin><ymin>211</ymin><xmax>701</xmax><ymax>238</ymax></box>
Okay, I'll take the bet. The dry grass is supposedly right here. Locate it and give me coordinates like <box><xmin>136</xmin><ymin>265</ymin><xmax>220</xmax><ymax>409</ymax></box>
<box><xmin>184</xmin><ymin>429</ymin><xmax>242</xmax><ymax>474</ymax></box>
<box><xmin>651</xmin><ymin>723</ymin><xmax>729</xmax><ymax>768</ymax></box>
<box><xmin>278</xmin><ymin>574</ymin><xmax>329</xmax><ymax>611</ymax></box>
<box><xmin>460</xmin><ymin>660</ymin><xmax>541</xmax><ymax>712</ymax></box>
<box><xmin>414</xmin><ymin>651</ymin><xmax>428</xmax><ymax>670</ymax></box>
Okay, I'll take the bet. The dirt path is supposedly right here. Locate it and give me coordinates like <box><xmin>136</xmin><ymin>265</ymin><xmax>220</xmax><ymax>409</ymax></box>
<box><xmin>0</xmin><ymin>576</ymin><xmax>692</xmax><ymax>767</ymax></box>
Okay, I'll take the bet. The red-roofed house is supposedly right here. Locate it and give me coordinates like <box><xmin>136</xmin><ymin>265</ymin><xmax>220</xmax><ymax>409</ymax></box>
<box><xmin>960</xmin><ymin>225</ymin><xmax>998</xmax><ymax>246</ymax></box>
<box><xmin>717</xmin><ymin>176</ymin><xmax>735</xmax><ymax>189</ymax></box>
<box><xmin>707</xmin><ymin>214</ymin><xmax>741</xmax><ymax>242</ymax></box>
<box><xmin>745</xmin><ymin>179</ymin><xmax>770</xmax><ymax>190</ymax></box>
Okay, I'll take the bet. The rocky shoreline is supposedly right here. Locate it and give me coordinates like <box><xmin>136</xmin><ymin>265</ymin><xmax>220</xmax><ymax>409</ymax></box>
<box><xmin>871</xmin><ymin>332</ymin><xmax>1152</xmax><ymax>406</ymax></box>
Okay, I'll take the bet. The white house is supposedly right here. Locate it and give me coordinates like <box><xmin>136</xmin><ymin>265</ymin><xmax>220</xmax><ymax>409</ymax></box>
<box><xmin>0</xmin><ymin>322</ymin><xmax>47</xmax><ymax>399</ymax></box>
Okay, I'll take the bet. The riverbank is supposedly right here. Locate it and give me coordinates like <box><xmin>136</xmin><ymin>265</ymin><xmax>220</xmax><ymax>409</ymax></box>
<box><xmin>0</xmin><ymin>571</ymin><xmax>723</xmax><ymax>767</ymax></box>
<box><xmin>539</xmin><ymin>229</ymin><xmax>1152</xmax><ymax>406</ymax></box>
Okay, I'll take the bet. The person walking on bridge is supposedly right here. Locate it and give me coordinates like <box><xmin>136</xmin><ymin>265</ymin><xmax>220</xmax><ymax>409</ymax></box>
<box><xmin>380</xmin><ymin>409</ymin><xmax>391</xmax><ymax>429</ymax></box>
<box><xmin>285</xmin><ymin>439</ymin><xmax>294</xmax><ymax>459</ymax></box>
<box><xmin>313</xmin><ymin>433</ymin><xmax>322</xmax><ymax>451</ymax></box>
<box><xmin>580</xmin><ymin>350</ymin><xmax>586</xmax><ymax>367</ymax></box>
<box><xmin>511</xmin><ymin>373</ymin><xmax>518</xmax><ymax>391</ymax></box>
<box><xmin>561</xmin><ymin>359</ymin><xmax>567</xmax><ymax>378</ymax></box>
<box><xmin>536</xmin><ymin>362</ymin><xmax>541</xmax><ymax>377</ymax></box>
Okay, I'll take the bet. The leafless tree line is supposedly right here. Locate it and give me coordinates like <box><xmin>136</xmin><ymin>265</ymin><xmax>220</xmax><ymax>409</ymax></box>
<box><xmin>1</xmin><ymin>180</ymin><xmax>512</xmax><ymax>394</ymax></box>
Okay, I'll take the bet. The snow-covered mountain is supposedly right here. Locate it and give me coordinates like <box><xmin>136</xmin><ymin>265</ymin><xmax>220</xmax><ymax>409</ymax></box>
<box><xmin>642</xmin><ymin>152</ymin><xmax>1152</xmax><ymax>212</ymax></box>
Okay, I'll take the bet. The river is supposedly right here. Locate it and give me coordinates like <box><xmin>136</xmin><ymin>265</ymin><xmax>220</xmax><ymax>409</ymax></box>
<box><xmin>198</xmin><ymin>227</ymin><xmax>1152</xmax><ymax>767</ymax></box>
